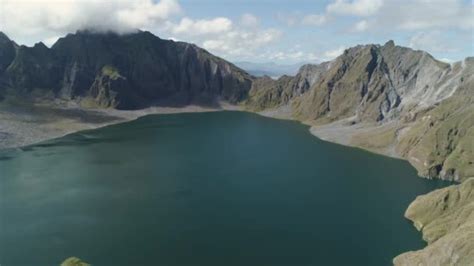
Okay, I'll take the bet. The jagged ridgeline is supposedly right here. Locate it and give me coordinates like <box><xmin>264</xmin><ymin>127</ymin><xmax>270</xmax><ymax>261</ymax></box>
<box><xmin>0</xmin><ymin>30</ymin><xmax>252</xmax><ymax>109</ymax></box>
<box><xmin>0</xmin><ymin>31</ymin><xmax>472</xmax><ymax>181</ymax></box>
<box><xmin>246</xmin><ymin>41</ymin><xmax>474</xmax><ymax>182</ymax></box>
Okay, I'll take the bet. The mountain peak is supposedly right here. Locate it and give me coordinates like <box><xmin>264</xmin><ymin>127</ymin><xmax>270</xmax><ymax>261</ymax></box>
<box><xmin>33</xmin><ymin>41</ymin><xmax>48</xmax><ymax>49</ymax></box>
<box><xmin>384</xmin><ymin>40</ymin><xmax>395</xmax><ymax>47</ymax></box>
<box><xmin>0</xmin><ymin>31</ymin><xmax>11</xmax><ymax>43</ymax></box>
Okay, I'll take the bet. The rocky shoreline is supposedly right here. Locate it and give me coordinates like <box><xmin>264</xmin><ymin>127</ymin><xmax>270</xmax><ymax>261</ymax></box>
<box><xmin>0</xmin><ymin>102</ymin><xmax>241</xmax><ymax>150</ymax></box>
<box><xmin>393</xmin><ymin>178</ymin><xmax>474</xmax><ymax>265</ymax></box>
<box><xmin>3</xmin><ymin>103</ymin><xmax>470</xmax><ymax>265</ymax></box>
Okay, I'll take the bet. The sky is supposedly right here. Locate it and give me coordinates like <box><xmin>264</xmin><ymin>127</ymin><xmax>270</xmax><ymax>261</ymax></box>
<box><xmin>0</xmin><ymin>0</ymin><xmax>472</xmax><ymax>64</ymax></box>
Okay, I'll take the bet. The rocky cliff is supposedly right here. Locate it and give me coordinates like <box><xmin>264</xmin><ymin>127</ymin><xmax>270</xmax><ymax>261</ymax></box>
<box><xmin>393</xmin><ymin>178</ymin><xmax>474</xmax><ymax>265</ymax></box>
<box><xmin>1</xmin><ymin>33</ymin><xmax>473</xmax><ymax>265</ymax></box>
<box><xmin>247</xmin><ymin>41</ymin><xmax>473</xmax><ymax>183</ymax></box>
<box><xmin>0</xmin><ymin>30</ymin><xmax>252</xmax><ymax>109</ymax></box>
<box><xmin>244</xmin><ymin>42</ymin><xmax>473</xmax><ymax>265</ymax></box>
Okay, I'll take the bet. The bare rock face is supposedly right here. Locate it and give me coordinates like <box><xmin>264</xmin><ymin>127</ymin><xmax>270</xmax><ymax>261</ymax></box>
<box><xmin>248</xmin><ymin>42</ymin><xmax>474</xmax><ymax>182</ymax></box>
<box><xmin>1</xmin><ymin>32</ymin><xmax>473</xmax><ymax>266</ymax></box>
<box><xmin>60</xmin><ymin>257</ymin><xmax>90</xmax><ymax>266</ymax></box>
<box><xmin>393</xmin><ymin>178</ymin><xmax>474</xmax><ymax>266</ymax></box>
<box><xmin>0</xmin><ymin>32</ymin><xmax>16</xmax><ymax>74</ymax></box>
<box><xmin>245</xmin><ymin>62</ymin><xmax>331</xmax><ymax>111</ymax></box>
<box><xmin>0</xmin><ymin>30</ymin><xmax>252</xmax><ymax>109</ymax></box>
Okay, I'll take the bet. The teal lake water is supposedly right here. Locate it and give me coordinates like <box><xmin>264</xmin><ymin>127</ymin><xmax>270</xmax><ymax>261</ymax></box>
<box><xmin>0</xmin><ymin>111</ymin><xmax>447</xmax><ymax>266</ymax></box>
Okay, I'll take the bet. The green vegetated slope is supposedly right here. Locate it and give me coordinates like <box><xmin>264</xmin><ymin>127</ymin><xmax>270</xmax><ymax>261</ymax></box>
<box><xmin>245</xmin><ymin>43</ymin><xmax>474</xmax><ymax>264</ymax></box>
<box><xmin>393</xmin><ymin>178</ymin><xmax>474</xmax><ymax>265</ymax></box>
<box><xmin>247</xmin><ymin>42</ymin><xmax>473</xmax><ymax>183</ymax></box>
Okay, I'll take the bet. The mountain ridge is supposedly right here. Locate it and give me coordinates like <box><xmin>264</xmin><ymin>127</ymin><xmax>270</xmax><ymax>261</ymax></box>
<box><xmin>246</xmin><ymin>40</ymin><xmax>473</xmax><ymax>182</ymax></box>
<box><xmin>0</xmin><ymin>30</ymin><xmax>253</xmax><ymax>109</ymax></box>
<box><xmin>1</xmin><ymin>31</ymin><xmax>472</xmax><ymax>181</ymax></box>
<box><xmin>0</xmin><ymin>31</ymin><xmax>473</xmax><ymax>265</ymax></box>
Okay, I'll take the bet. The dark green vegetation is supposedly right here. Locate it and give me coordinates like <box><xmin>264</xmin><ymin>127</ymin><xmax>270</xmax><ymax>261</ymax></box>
<box><xmin>0</xmin><ymin>112</ymin><xmax>448</xmax><ymax>266</ymax></box>
<box><xmin>394</xmin><ymin>178</ymin><xmax>474</xmax><ymax>265</ymax></box>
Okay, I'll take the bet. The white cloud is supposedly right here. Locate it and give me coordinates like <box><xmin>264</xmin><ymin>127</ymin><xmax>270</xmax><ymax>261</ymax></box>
<box><xmin>327</xmin><ymin>0</ymin><xmax>383</xmax><ymax>16</ymax></box>
<box><xmin>408</xmin><ymin>31</ymin><xmax>458</xmax><ymax>53</ymax></box>
<box><xmin>387</xmin><ymin>0</ymin><xmax>474</xmax><ymax>31</ymax></box>
<box><xmin>0</xmin><ymin>0</ymin><xmax>280</xmax><ymax>61</ymax></box>
<box><xmin>42</xmin><ymin>36</ymin><xmax>61</xmax><ymax>47</ymax></box>
<box><xmin>168</xmin><ymin>17</ymin><xmax>232</xmax><ymax>36</ymax></box>
<box><xmin>267</xmin><ymin>50</ymin><xmax>321</xmax><ymax>62</ymax></box>
<box><xmin>439</xmin><ymin>58</ymin><xmax>454</xmax><ymax>63</ymax></box>
<box><xmin>240</xmin><ymin>13</ymin><xmax>259</xmax><ymax>28</ymax></box>
<box><xmin>301</xmin><ymin>14</ymin><xmax>328</xmax><ymax>26</ymax></box>
<box><xmin>352</xmin><ymin>20</ymin><xmax>369</xmax><ymax>32</ymax></box>
<box><xmin>323</xmin><ymin>46</ymin><xmax>346</xmax><ymax>60</ymax></box>
<box><xmin>269</xmin><ymin>51</ymin><xmax>304</xmax><ymax>61</ymax></box>
<box><xmin>156</xmin><ymin>13</ymin><xmax>280</xmax><ymax>60</ymax></box>
<box><xmin>323</xmin><ymin>0</ymin><xmax>472</xmax><ymax>33</ymax></box>
<box><xmin>0</xmin><ymin>0</ymin><xmax>182</xmax><ymax>44</ymax></box>
<box><xmin>276</xmin><ymin>12</ymin><xmax>298</xmax><ymax>26</ymax></box>
<box><xmin>202</xmin><ymin>28</ymin><xmax>282</xmax><ymax>58</ymax></box>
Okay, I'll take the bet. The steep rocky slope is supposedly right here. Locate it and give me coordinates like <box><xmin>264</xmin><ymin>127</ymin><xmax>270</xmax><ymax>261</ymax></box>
<box><xmin>245</xmin><ymin>62</ymin><xmax>331</xmax><ymax>111</ymax></box>
<box><xmin>393</xmin><ymin>178</ymin><xmax>474</xmax><ymax>266</ymax></box>
<box><xmin>247</xmin><ymin>41</ymin><xmax>473</xmax><ymax>182</ymax></box>
<box><xmin>245</xmin><ymin>42</ymin><xmax>473</xmax><ymax>264</ymax></box>
<box><xmin>1</xmin><ymin>33</ymin><xmax>473</xmax><ymax>265</ymax></box>
<box><xmin>61</xmin><ymin>257</ymin><xmax>90</xmax><ymax>266</ymax></box>
<box><xmin>0</xmin><ymin>30</ymin><xmax>252</xmax><ymax>109</ymax></box>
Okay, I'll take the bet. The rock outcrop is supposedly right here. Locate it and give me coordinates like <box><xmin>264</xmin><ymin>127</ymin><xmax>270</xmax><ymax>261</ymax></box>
<box><xmin>61</xmin><ymin>257</ymin><xmax>90</xmax><ymax>266</ymax></box>
<box><xmin>1</xmin><ymin>33</ymin><xmax>473</xmax><ymax>265</ymax></box>
<box><xmin>0</xmin><ymin>30</ymin><xmax>252</xmax><ymax>109</ymax></box>
<box><xmin>248</xmin><ymin>42</ymin><xmax>474</xmax><ymax>182</ymax></box>
<box><xmin>393</xmin><ymin>178</ymin><xmax>474</xmax><ymax>266</ymax></box>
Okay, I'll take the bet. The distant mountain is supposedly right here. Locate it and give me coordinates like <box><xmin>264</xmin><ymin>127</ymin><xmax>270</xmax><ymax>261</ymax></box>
<box><xmin>0</xmin><ymin>30</ymin><xmax>252</xmax><ymax>109</ymax></box>
<box><xmin>234</xmin><ymin>61</ymin><xmax>308</xmax><ymax>77</ymax></box>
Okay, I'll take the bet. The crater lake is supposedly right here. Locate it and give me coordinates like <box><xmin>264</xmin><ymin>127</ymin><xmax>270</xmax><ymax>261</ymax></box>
<box><xmin>0</xmin><ymin>111</ymin><xmax>447</xmax><ymax>266</ymax></box>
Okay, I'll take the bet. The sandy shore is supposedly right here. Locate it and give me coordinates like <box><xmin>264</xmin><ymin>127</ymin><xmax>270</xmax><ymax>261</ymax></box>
<box><xmin>309</xmin><ymin>119</ymin><xmax>404</xmax><ymax>159</ymax></box>
<box><xmin>0</xmin><ymin>102</ymin><xmax>241</xmax><ymax>150</ymax></box>
<box><xmin>0</xmin><ymin>100</ymin><xmax>407</xmax><ymax>164</ymax></box>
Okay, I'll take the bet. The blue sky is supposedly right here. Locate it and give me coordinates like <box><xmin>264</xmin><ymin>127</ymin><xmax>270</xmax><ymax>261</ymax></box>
<box><xmin>1</xmin><ymin>0</ymin><xmax>473</xmax><ymax>64</ymax></box>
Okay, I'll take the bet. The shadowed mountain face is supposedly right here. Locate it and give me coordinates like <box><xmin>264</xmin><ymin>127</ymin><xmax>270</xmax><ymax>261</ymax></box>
<box><xmin>0</xmin><ymin>30</ymin><xmax>252</xmax><ymax>109</ymax></box>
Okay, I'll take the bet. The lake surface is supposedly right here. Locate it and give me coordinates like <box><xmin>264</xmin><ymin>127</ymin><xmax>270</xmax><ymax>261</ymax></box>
<box><xmin>0</xmin><ymin>111</ymin><xmax>447</xmax><ymax>266</ymax></box>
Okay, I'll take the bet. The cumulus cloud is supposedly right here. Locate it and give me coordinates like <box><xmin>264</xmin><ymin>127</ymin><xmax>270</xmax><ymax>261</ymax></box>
<box><xmin>201</xmin><ymin>28</ymin><xmax>282</xmax><ymax>58</ymax></box>
<box><xmin>301</xmin><ymin>14</ymin><xmax>328</xmax><ymax>26</ymax></box>
<box><xmin>352</xmin><ymin>20</ymin><xmax>369</xmax><ymax>32</ymax></box>
<box><xmin>383</xmin><ymin>0</ymin><xmax>474</xmax><ymax>31</ymax></box>
<box><xmin>327</xmin><ymin>0</ymin><xmax>383</xmax><ymax>17</ymax></box>
<box><xmin>240</xmin><ymin>13</ymin><xmax>259</xmax><ymax>28</ymax></box>
<box><xmin>408</xmin><ymin>31</ymin><xmax>458</xmax><ymax>53</ymax></box>
<box><xmin>167</xmin><ymin>17</ymin><xmax>232</xmax><ymax>36</ymax></box>
<box><xmin>337</xmin><ymin>0</ymin><xmax>473</xmax><ymax>32</ymax></box>
<box><xmin>323</xmin><ymin>46</ymin><xmax>346</xmax><ymax>60</ymax></box>
<box><xmin>0</xmin><ymin>0</ymin><xmax>182</xmax><ymax>44</ymax></box>
<box><xmin>267</xmin><ymin>50</ymin><xmax>320</xmax><ymax>62</ymax></box>
<box><xmin>42</xmin><ymin>36</ymin><xmax>61</xmax><ymax>47</ymax></box>
<box><xmin>0</xmin><ymin>0</ymin><xmax>281</xmax><ymax>61</ymax></box>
